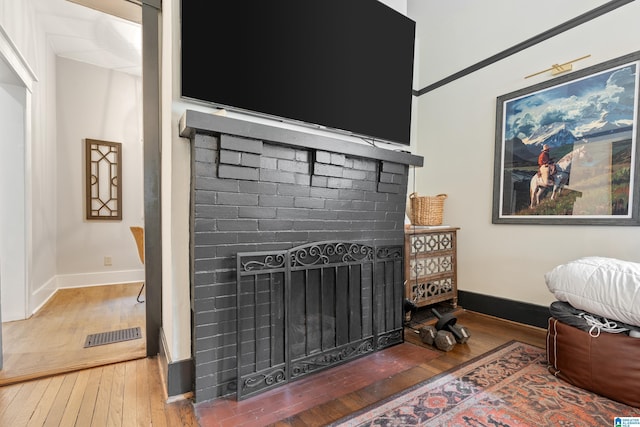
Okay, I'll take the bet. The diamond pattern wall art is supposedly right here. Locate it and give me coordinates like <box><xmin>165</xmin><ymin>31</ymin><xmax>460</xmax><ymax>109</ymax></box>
<box><xmin>85</xmin><ymin>139</ymin><xmax>122</xmax><ymax>220</ymax></box>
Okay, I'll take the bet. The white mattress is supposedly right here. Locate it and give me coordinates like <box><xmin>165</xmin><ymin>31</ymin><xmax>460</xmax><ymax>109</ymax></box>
<box><xmin>545</xmin><ymin>256</ymin><xmax>640</xmax><ymax>328</ymax></box>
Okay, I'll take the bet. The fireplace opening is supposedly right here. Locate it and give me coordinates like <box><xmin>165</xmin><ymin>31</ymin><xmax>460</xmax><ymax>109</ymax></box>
<box><xmin>235</xmin><ymin>241</ymin><xmax>403</xmax><ymax>399</ymax></box>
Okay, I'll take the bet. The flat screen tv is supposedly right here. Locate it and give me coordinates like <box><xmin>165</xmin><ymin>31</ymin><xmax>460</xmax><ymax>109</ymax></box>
<box><xmin>180</xmin><ymin>0</ymin><xmax>416</xmax><ymax>146</ymax></box>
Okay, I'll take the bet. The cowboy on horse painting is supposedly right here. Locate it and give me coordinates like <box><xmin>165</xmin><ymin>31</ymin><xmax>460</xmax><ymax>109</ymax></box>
<box><xmin>529</xmin><ymin>144</ymin><xmax>588</xmax><ymax>208</ymax></box>
<box><xmin>537</xmin><ymin>144</ymin><xmax>556</xmax><ymax>185</ymax></box>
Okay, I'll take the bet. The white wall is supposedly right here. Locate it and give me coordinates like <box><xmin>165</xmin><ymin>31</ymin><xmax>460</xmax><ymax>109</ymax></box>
<box><xmin>0</xmin><ymin>0</ymin><xmax>58</xmax><ymax>320</ymax></box>
<box><xmin>55</xmin><ymin>57</ymin><xmax>144</xmax><ymax>288</ymax></box>
<box><xmin>28</xmin><ymin>30</ymin><xmax>58</xmax><ymax>313</ymax></box>
<box><xmin>408</xmin><ymin>0</ymin><xmax>640</xmax><ymax>306</ymax></box>
<box><xmin>0</xmin><ymin>82</ymin><xmax>26</xmax><ymax>321</ymax></box>
<box><xmin>380</xmin><ymin>0</ymin><xmax>407</xmax><ymax>14</ymax></box>
<box><xmin>162</xmin><ymin>0</ymin><xmax>192</xmax><ymax>364</ymax></box>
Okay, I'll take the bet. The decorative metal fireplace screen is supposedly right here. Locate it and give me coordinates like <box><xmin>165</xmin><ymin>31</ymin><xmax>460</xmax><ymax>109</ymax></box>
<box><xmin>236</xmin><ymin>240</ymin><xmax>404</xmax><ymax>400</ymax></box>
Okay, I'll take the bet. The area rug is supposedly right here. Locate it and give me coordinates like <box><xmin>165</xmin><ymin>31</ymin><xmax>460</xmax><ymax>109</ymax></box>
<box><xmin>331</xmin><ymin>341</ymin><xmax>639</xmax><ymax>426</ymax></box>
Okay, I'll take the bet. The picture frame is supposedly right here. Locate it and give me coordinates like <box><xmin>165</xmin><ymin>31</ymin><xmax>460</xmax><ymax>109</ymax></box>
<box><xmin>492</xmin><ymin>51</ymin><xmax>640</xmax><ymax>225</ymax></box>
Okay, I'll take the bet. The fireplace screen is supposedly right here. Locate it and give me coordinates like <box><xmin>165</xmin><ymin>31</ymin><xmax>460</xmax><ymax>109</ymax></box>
<box><xmin>236</xmin><ymin>241</ymin><xmax>404</xmax><ymax>400</ymax></box>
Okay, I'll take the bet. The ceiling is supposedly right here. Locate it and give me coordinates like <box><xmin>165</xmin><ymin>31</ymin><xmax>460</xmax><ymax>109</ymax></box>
<box><xmin>32</xmin><ymin>0</ymin><xmax>142</xmax><ymax>76</ymax></box>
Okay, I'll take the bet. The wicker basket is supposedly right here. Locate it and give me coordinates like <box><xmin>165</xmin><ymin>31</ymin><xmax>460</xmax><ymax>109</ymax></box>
<box><xmin>409</xmin><ymin>193</ymin><xmax>447</xmax><ymax>225</ymax></box>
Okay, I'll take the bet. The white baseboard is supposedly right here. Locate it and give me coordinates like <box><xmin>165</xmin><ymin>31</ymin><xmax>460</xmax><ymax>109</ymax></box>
<box><xmin>5</xmin><ymin>269</ymin><xmax>144</xmax><ymax>322</ymax></box>
<box><xmin>56</xmin><ymin>269</ymin><xmax>144</xmax><ymax>289</ymax></box>
<box><xmin>28</xmin><ymin>276</ymin><xmax>58</xmax><ymax>319</ymax></box>
<box><xmin>21</xmin><ymin>269</ymin><xmax>145</xmax><ymax>320</ymax></box>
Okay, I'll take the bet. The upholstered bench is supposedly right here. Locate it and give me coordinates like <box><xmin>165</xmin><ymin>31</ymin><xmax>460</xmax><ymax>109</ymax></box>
<box><xmin>546</xmin><ymin>316</ymin><xmax>640</xmax><ymax>408</ymax></box>
<box><xmin>544</xmin><ymin>256</ymin><xmax>640</xmax><ymax>408</ymax></box>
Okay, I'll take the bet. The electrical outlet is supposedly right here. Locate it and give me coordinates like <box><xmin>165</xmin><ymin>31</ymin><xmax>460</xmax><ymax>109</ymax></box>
<box><xmin>104</xmin><ymin>256</ymin><xmax>112</xmax><ymax>266</ymax></box>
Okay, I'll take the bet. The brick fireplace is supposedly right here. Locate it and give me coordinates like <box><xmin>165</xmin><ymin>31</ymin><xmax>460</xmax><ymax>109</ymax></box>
<box><xmin>179</xmin><ymin>110</ymin><xmax>423</xmax><ymax>403</ymax></box>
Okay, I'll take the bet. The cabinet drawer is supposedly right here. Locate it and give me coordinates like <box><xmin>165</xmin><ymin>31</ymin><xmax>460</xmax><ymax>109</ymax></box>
<box><xmin>407</xmin><ymin>231</ymin><xmax>455</xmax><ymax>255</ymax></box>
<box><xmin>407</xmin><ymin>276</ymin><xmax>455</xmax><ymax>306</ymax></box>
<box><xmin>408</xmin><ymin>255</ymin><xmax>453</xmax><ymax>279</ymax></box>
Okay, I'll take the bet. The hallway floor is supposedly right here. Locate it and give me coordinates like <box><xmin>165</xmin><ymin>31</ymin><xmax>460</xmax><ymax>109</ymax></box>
<box><xmin>0</xmin><ymin>283</ymin><xmax>146</xmax><ymax>386</ymax></box>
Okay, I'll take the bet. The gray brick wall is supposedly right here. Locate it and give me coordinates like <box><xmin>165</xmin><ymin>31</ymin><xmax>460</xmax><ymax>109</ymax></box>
<box><xmin>190</xmin><ymin>130</ymin><xmax>410</xmax><ymax>403</ymax></box>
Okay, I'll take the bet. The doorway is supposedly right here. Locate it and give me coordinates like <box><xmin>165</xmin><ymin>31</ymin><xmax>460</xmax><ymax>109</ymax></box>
<box><xmin>0</xmin><ymin>0</ymin><xmax>151</xmax><ymax>380</ymax></box>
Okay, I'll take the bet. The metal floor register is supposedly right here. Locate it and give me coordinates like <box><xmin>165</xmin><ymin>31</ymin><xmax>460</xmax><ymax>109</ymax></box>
<box><xmin>84</xmin><ymin>327</ymin><xmax>142</xmax><ymax>348</ymax></box>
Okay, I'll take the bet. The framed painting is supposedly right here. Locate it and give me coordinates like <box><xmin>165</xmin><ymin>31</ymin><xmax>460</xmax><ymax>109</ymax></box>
<box><xmin>492</xmin><ymin>51</ymin><xmax>640</xmax><ymax>225</ymax></box>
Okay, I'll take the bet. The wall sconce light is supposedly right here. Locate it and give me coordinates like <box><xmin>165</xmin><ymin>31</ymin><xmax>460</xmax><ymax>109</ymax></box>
<box><xmin>525</xmin><ymin>54</ymin><xmax>591</xmax><ymax>79</ymax></box>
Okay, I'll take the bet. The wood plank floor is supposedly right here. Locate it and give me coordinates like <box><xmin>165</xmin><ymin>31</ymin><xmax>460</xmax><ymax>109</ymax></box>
<box><xmin>195</xmin><ymin>309</ymin><xmax>548</xmax><ymax>427</ymax></box>
<box><xmin>0</xmin><ymin>356</ymin><xmax>197</xmax><ymax>426</ymax></box>
<box><xmin>0</xmin><ymin>283</ymin><xmax>146</xmax><ymax>386</ymax></box>
<box><xmin>0</xmin><ymin>296</ymin><xmax>547</xmax><ymax>427</ymax></box>
<box><xmin>0</xmin><ymin>283</ymin><xmax>198</xmax><ymax>426</ymax></box>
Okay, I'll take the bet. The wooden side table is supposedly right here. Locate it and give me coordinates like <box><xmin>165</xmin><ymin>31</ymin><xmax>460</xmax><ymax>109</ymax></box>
<box><xmin>404</xmin><ymin>226</ymin><xmax>459</xmax><ymax>308</ymax></box>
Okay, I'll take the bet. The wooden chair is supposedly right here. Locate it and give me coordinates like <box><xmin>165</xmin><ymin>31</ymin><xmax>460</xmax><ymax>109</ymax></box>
<box><xmin>130</xmin><ymin>226</ymin><xmax>145</xmax><ymax>303</ymax></box>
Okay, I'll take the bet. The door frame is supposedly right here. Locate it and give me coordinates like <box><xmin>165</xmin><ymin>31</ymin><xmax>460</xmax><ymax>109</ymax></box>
<box><xmin>0</xmin><ymin>0</ymin><xmax>163</xmax><ymax>362</ymax></box>
<box><xmin>141</xmin><ymin>0</ymin><xmax>162</xmax><ymax>356</ymax></box>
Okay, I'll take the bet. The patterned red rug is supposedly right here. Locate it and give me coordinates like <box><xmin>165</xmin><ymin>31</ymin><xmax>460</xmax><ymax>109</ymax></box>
<box><xmin>332</xmin><ymin>341</ymin><xmax>640</xmax><ymax>426</ymax></box>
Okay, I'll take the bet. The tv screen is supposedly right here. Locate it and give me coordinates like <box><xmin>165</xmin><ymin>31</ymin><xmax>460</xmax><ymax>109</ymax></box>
<box><xmin>180</xmin><ymin>0</ymin><xmax>416</xmax><ymax>146</ymax></box>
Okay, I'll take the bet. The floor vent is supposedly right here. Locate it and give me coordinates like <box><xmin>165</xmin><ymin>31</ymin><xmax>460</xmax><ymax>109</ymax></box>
<box><xmin>84</xmin><ymin>327</ymin><xmax>142</xmax><ymax>348</ymax></box>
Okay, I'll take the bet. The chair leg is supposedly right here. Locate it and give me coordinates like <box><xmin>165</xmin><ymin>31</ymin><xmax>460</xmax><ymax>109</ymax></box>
<box><xmin>137</xmin><ymin>283</ymin><xmax>145</xmax><ymax>303</ymax></box>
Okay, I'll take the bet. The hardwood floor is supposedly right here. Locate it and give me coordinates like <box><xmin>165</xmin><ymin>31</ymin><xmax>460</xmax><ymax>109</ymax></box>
<box><xmin>0</xmin><ymin>356</ymin><xmax>197</xmax><ymax>426</ymax></box>
<box><xmin>0</xmin><ymin>283</ymin><xmax>198</xmax><ymax>426</ymax></box>
<box><xmin>0</xmin><ymin>283</ymin><xmax>146</xmax><ymax>386</ymax></box>
<box><xmin>195</xmin><ymin>309</ymin><xmax>548</xmax><ymax>427</ymax></box>
<box><xmin>0</xmin><ymin>298</ymin><xmax>547</xmax><ymax>427</ymax></box>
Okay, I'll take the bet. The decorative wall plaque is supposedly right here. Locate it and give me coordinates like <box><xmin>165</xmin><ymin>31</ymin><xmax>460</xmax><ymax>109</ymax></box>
<box><xmin>85</xmin><ymin>139</ymin><xmax>122</xmax><ymax>220</ymax></box>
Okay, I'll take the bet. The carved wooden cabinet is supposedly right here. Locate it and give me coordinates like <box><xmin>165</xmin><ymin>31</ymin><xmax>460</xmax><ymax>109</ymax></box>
<box><xmin>404</xmin><ymin>226</ymin><xmax>459</xmax><ymax>308</ymax></box>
